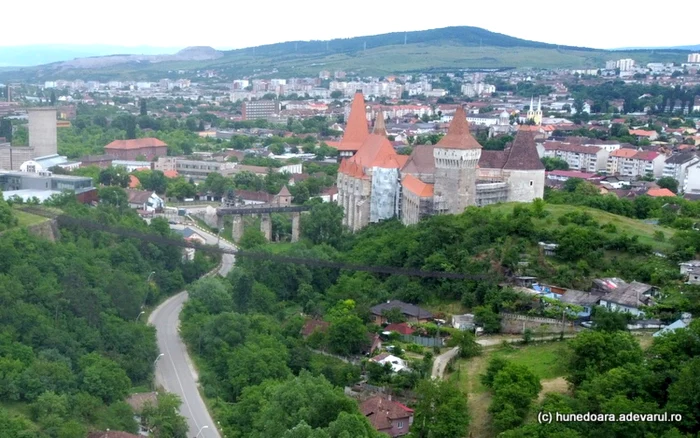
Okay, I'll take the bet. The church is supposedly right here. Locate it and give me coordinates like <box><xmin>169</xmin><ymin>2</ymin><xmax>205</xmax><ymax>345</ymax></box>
<box><xmin>336</xmin><ymin>92</ymin><xmax>545</xmax><ymax>231</ymax></box>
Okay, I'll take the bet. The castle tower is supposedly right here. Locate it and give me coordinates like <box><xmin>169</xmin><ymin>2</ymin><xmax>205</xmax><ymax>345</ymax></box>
<box><xmin>433</xmin><ymin>105</ymin><xmax>482</xmax><ymax>214</ymax></box>
<box><xmin>372</xmin><ymin>112</ymin><xmax>387</xmax><ymax>136</ymax></box>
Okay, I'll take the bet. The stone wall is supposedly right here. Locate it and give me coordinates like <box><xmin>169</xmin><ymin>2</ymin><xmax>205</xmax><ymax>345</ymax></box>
<box><xmin>27</xmin><ymin>219</ymin><xmax>60</xmax><ymax>242</ymax></box>
<box><xmin>500</xmin><ymin>312</ymin><xmax>576</xmax><ymax>334</ymax></box>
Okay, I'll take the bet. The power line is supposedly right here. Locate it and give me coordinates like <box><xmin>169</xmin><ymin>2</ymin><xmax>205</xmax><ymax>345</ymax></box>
<box><xmin>22</xmin><ymin>207</ymin><xmax>483</xmax><ymax>280</ymax></box>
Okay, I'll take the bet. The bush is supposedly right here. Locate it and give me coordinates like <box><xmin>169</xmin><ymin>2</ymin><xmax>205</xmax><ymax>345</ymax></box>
<box><xmin>405</xmin><ymin>343</ymin><xmax>424</xmax><ymax>354</ymax></box>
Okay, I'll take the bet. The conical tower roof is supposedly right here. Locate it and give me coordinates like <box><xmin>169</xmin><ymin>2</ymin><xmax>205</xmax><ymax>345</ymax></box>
<box><xmin>338</xmin><ymin>91</ymin><xmax>369</xmax><ymax>151</ymax></box>
<box><xmin>372</xmin><ymin>113</ymin><xmax>387</xmax><ymax>136</ymax></box>
<box><xmin>436</xmin><ymin>106</ymin><xmax>482</xmax><ymax>150</ymax></box>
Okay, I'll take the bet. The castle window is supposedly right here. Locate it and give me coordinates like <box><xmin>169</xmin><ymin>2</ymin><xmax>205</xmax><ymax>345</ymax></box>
<box><xmin>529</xmin><ymin>180</ymin><xmax>534</xmax><ymax>186</ymax></box>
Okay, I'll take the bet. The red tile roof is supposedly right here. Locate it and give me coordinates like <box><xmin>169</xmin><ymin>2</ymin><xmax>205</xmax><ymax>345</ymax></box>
<box><xmin>339</xmin><ymin>134</ymin><xmax>404</xmax><ymax>179</ymax></box>
<box><xmin>128</xmin><ymin>175</ymin><xmax>140</xmax><ymax>188</ymax></box>
<box><xmin>647</xmin><ymin>188</ymin><xmax>675</xmax><ymax>197</ymax></box>
<box><xmin>401</xmin><ymin>174</ymin><xmax>434</xmax><ymax>198</ymax></box>
<box><xmin>544</xmin><ymin>141</ymin><xmax>601</xmax><ymax>154</ymax></box>
<box><xmin>384</xmin><ymin>322</ymin><xmax>415</xmax><ymax>335</ymax></box>
<box><xmin>436</xmin><ymin>106</ymin><xmax>482</xmax><ymax>150</ymax></box>
<box><xmin>300</xmin><ymin>319</ymin><xmax>330</xmax><ymax>337</ymax></box>
<box><xmin>610</xmin><ymin>148</ymin><xmax>638</xmax><ymax>158</ymax></box>
<box><xmin>338</xmin><ymin>92</ymin><xmax>369</xmax><ymax>151</ymax></box>
<box><xmin>361</xmin><ymin>396</ymin><xmax>413</xmax><ymax>434</ymax></box>
<box><xmin>163</xmin><ymin>169</ymin><xmax>179</xmax><ymax>178</ymax></box>
<box><xmin>503</xmin><ymin>130</ymin><xmax>545</xmax><ymax>170</ymax></box>
<box><xmin>105</xmin><ymin>137</ymin><xmax>167</xmax><ymax>150</ymax></box>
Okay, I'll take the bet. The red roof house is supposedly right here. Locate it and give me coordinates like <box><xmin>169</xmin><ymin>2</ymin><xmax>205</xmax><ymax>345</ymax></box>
<box><xmin>361</xmin><ymin>395</ymin><xmax>414</xmax><ymax>437</ymax></box>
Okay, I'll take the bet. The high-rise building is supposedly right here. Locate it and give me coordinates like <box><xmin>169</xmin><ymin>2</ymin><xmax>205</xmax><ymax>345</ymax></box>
<box><xmin>688</xmin><ymin>53</ymin><xmax>700</xmax><ymax>63</ymax></box>
<box><xmin>28</xmin><ymin>108</ymin><xmax>57</xmax><ymax>158</ymax></box>
<box><xmin>241</xmin><ymin>100</ymin><xmax>280</xmax><ymax>120</ymax></box>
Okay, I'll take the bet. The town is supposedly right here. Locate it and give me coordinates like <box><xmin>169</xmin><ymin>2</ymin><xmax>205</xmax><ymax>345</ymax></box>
<box><xmin>1</xmin><ymin>23</ymin><xmax>700</xmax><ymax>438</ymax></box>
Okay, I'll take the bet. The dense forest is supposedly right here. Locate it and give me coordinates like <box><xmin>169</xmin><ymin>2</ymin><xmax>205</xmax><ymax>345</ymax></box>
<box><xmin>0</xmin><ymin>194</ymin><xmax>218</xmax><ymax>437</ymax></box>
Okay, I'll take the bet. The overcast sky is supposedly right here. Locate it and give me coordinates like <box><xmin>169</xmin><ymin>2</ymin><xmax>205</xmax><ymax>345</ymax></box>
<box><xmin>2</xmin><ymin>0</ymin><xmax>697</xmax><ymax>50</ymax></box>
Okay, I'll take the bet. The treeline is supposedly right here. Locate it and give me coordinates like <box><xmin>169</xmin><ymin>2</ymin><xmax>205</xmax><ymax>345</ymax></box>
<box><xmin>0</xmin><ymin>196</ymin><xmax>217</xmax><ymax>437</ymax></box>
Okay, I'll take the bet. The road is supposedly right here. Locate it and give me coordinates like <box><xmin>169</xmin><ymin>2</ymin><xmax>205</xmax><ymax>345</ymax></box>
<box><xmin>148</xmin><ymin>225</ymin><xmax>236</xmax><ymax>438</ymax></box>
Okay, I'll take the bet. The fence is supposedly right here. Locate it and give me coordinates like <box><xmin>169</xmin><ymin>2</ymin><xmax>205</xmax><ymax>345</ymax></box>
<box><xmin>400</xmin><ymin>335</ymin><xmax>445</xmax><ymax>347</ymax></box>
<box><xmin>500</xmin><ymin>312</ymin><xmax>576</xmax><ymax>335</ymax></box>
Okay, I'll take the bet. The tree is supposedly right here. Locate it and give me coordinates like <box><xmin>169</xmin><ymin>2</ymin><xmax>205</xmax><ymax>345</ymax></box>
<box><xmin>166</xmin><ymin>179</ymin><xmax>195</xmax><ymax>200</ymax></box>
<box><xmin>140</xmin><ymin>98</ymin><xmax>148</xmax><ymax>116</ymax></box>
<box><xmin>485</xmin><ymin>360</ymin><xmax>542</xmax><ymax>432</ymax></box>
<box><xmin>79</xmin><ymin>353</ymin><xmax>131</xmax><ymax>404</ymax></box>
<box><xmin>50</xmin><ymin>90</ymin><xmax>56</xmax><ymax>105</ymax></box>
<box><xmin>591</xmin><ymin>306</ymin><xmax>630</xmax><ymax>332</ymax></box>
<box><xmin>566</xmin><ymin>330</ymin><xmax>643</xmax><ymax>386</ymax></box>
<box><xmin>98</xmin><ymin>186</ymin><xmax>128</xmax><ymax>208</ymax></box>
<box><xmin>474</xmin><ymin>306</ymin><xmax>501</xmax><ymax>333</ymax></box>
<box><xmin>411</xmin><ymin>379</ymin><xmax>469</xmax><ymax>438</ymax></box>
<box><xmin>330</xmin><ymin>90</ymin><xmax>343</xmax><ymax>99</ymax></box>
<box><xmin>301</xmin><ymin>202</ymin><xmax>344</xmax><ymax>246</ymax></box>
<box><xmin>188</xmin><ymin>276</ymin><xmax>232</xmax><ymax>314</ymax></box>
<box><xmin>657</xmin><ymin>176</ymin><xmax>679</xmax><ymax>194</ymax></box>
<box><xmin>238</xmin><ymin>227</ymin><xmax>268</xmax><ymax>249</ymax></box>
<box><xmin>447</xmin><ymin>330</ymin><xmax>482</xmax><ymax>359</ymax></box>
<box><xmin>541</xmin><ymin>157</ymin><xmax>570</xmax><ymax>171</ymax></box>
<box><xmin>141</xmin><ymin>393</ymin><xmax>188</xmax><ymax>438</ymax></box>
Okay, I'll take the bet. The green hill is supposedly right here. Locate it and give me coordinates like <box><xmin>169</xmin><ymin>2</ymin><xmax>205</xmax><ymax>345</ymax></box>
<box><xmin>0</xmin><ymin>26</ymin><xmax>691</xmax><ymax>82</ymax></box>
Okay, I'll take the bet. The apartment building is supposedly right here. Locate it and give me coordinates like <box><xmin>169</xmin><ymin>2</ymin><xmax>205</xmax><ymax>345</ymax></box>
<box><xmin>241</xmin><ymin>100</ymin><xmax>281</xmax><ymax>121</ymax></box>
<box><xmin>608</xmin><ymin>148</ymin><xmax>666</xmax><ymax>178</ymax></box>
<box><xmin>541</xmin><ymin>141</ymin><xmax>608</xmax><ymax>172</ymax></box>
<box><xmin>663</xmin><ymin>152</ymin><xmax>699</xmax><ymax>191</ymax></box>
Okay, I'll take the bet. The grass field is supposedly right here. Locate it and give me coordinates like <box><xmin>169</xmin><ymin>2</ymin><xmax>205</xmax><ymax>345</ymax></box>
<box><xmin>486</xmin><ymin>202</ymin><xmax>676</xmax><ymax>252</ymax></box>
<box><xmin>13</xmin><ymin>208</ymin><xmax>49</xmax><ymax>228</ymax></box>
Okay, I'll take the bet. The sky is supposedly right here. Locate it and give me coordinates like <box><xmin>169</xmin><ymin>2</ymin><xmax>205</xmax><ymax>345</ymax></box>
<box><xmin>2</xmin><ymin>0</ymin><xmax>697</xmax><ymax>51</ymax></box>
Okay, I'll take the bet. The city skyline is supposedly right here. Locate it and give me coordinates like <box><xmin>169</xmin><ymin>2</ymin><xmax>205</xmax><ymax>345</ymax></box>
<box><xmin>2</xmin><ymin>0</ymin><xmax>698</xmax><ymax>51</ymax></box>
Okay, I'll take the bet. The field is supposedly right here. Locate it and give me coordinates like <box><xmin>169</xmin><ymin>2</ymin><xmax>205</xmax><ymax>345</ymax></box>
<box><xmin>450</xmin><ymin>333</ymin><xmax>657</xmax><ymax>437</ymax></box>
<box><xmin>9</xmin><ymin>207</ymin><xmax>50</xmax><ymax>229</ymax></box>
<box><xmin>486</xmin><ymin>202</ymin><xmax>676</xmax><ymax>252</ymax></box>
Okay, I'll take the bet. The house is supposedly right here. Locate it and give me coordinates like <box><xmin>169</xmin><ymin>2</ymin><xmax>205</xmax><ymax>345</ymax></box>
<box><xmin>126</xmin><ymin>189</ymin><xmax>164</xmax><ymax>212</ymax></box>
<box><xmin>560</xmin><ymin>289</ymin><xmax>604</xmax><ymax>318</ymax></box>
<box><xmin>629</xmin><ymin>129</ymin><xmax>659</xmax><ymax>141</ymax></box>
<box><xmin>104</xmin><ymin>138</ymin><xmax>168</xmax><ymax>161</ymax></box>
<box><xmin>538</xmin><ymin>242</ymin><xmax>558</xmax><ymax>257</ymax></box>
<box><xmin>384</xmin><ymin>322</ymin><xmax>415</xmax><ymax>335</ymax></box>
<box><xmin>369</xmin><ymin>353</ymin><xmax>409</xmax><ymax>373</ymax></box>
<box><xmin>653</xmin><ymin>313</ymin><xmax>692</xmax><ymax>337</ymax></box>
<box><xmin>177</xmin><ymin>227</ymin><xmax>207</xmax><ymax>245</ymax></box>
<box><xmin>361</xmin><ymin>395</ymin><xmax>414</xmax><ymax>437</ymax></box>
<box><xmin>647</xmin><ymin>188</ymin><xmax>676</xmax><ymax>198</ymax></box>
<box><xmin>125</xmin><ymin>392</ymin><xmax>158</xmax><ymax>436</ymax></box>
<box><xmin>592</xmin><ymin>278</ymin><xmax>655</xmax><ymax>316</ymax></box>
<box><xmin>370</xmin><ymin>300</ymin><xmax>433</xmax><ymax>325</ymax></box>
<box><xmin>680</xmin><ymin>260</ymin><xmax>700</xmax><ymax>284</ymax></box>
<box><xmin>452</xmin><ymin>314</ymin><xmax>475</xmax><ymax>330</ymax></box>
<box><xmin>300</xmin><ymin>319</ymin><xmax>330</xmax><ymax>338</ymax></box>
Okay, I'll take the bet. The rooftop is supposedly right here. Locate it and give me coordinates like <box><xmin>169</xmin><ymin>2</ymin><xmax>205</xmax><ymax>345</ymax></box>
<box><xmin>105</xmin><ymin>137</ymin><xmax>167</xmax><ymax>150</ymax></box>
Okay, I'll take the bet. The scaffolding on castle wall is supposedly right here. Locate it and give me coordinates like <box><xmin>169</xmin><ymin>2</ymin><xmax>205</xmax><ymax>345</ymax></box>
<box><xmin>370</xmin><ymin>167</ymin><xmax>399</xmax><ymax>222</ymax></box>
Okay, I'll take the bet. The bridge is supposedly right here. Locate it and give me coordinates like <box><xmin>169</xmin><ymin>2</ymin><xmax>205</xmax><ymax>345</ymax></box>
<box><xmin>215</xmin><ymin>204</ymin><xmax>311</xmax><ymax>243</ymax></box>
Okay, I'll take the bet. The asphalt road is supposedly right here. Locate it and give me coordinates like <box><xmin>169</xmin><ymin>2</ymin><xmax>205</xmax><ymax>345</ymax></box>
<box><xmin>148</xmin><ymin>225</ymin><xmax>236</xmax><ymax>438</ymax></box>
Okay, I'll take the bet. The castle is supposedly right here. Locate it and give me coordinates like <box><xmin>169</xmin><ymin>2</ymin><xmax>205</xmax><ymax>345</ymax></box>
<box><xmin>336</xmin><ymin>92</ymin><xmax>545</xmax><ymax>231</ymax></box>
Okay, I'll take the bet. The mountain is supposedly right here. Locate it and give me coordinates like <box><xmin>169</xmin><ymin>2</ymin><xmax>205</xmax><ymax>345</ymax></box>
<box><xmin>0</xmin><ymin>27</ymin><xmax>691</xmax><ymax>82</ymax></box>
<box><xmin>0</xmin><ymin>45</ymin><xmax>188</xmax><ymax>67</ymax></box>
<box><xmin>613</xmin><ymin>44</ymin><xmax>700</xmax><ymax>51</ymax></box>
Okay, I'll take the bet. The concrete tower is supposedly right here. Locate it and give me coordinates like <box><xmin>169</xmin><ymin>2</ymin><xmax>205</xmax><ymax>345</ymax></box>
<box><xmin>433</xmin><ymin>106</ymin><xmax>482</xmax><ymax>214</ymax></box>
<box><xmin>28</xmin><ymin>108</ymin><xmax>57</xmax><ymax>158</ymax></box>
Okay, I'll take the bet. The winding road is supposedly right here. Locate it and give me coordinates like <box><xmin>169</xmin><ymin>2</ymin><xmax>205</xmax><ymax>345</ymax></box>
<box><xmin>148</xmin><ymin>224</ymin><xmax>235</xmax><ymax>438</ymax></box>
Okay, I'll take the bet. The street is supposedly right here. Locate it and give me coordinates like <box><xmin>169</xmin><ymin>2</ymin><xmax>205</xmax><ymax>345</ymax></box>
<box><xmin>147</xmin><ymin>225</ymin><xmax>236</xmax><ymax>438</ymax></box>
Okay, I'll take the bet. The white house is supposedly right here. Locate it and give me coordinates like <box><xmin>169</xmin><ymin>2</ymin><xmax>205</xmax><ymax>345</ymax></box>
<box><xmin>682</xmin><ymin>161</ymin><xmax>700</xmax><ymax>194</ymax></box>
<box><xmin>369</xmin><ymin>353</ymin><xmax>409</xmax><ymax>373</ymax></box>
<box><xmin>125</xmin><ymin>189</ymin><xmax>164</xmax><ymax>212</ymax></box>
